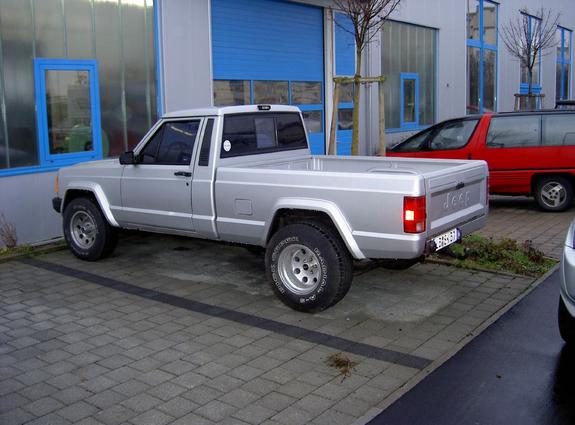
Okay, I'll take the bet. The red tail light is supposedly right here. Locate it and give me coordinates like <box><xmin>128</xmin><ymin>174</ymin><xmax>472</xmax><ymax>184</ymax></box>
<box><xmin>404</xmin><ymin>196</ymin><xmax>426</xmax><ymax>233</ymax></box>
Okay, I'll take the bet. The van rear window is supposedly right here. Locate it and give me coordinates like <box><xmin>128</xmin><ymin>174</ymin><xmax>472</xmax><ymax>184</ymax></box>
<box><xmin>542</xmin><ymin>114</ymin><xmax>575</xmax><ymax>146</ymax></box>
<box><xmin>221</xmin><ymin>112</ymin><xmax>307</xmax><ymax>158</ymax></box>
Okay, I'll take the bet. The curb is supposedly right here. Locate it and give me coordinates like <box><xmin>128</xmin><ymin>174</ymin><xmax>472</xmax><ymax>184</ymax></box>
<box><xmin>352</xmin><ymin>262</ymin><xmax>560</xmax><ymax>425</ymax></box>
<box><xmin>0</xmin><ymin>239</ymin><xmax>66</xmax><ymax>264</ymax></box>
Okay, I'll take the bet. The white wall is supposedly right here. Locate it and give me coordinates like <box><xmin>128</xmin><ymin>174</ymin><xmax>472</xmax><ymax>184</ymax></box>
<box><xmin>0</xmin><ymin>171</ymin><xmax>62</xmax><ymax>246</ymax></box>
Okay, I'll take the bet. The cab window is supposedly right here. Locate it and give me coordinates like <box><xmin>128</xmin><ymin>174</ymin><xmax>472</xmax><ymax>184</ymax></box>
<box><xmin>429</xmin><ymin>119</ymin><xmax>479</xmax><ymax>150</ymax></box>
<box><xmin>140</xmin><ymin>120</ymin><xmax>201</xmax><ymax>165</ymax></box>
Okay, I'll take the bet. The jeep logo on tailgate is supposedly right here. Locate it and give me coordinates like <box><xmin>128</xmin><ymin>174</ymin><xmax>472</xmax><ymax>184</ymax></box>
<box><xmin>443</xmin><ymin>190</ymin><xmax>471</xmax><ymax>211</ymax></box>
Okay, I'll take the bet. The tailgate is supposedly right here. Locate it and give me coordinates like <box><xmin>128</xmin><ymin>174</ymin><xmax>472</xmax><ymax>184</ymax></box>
<box><xmin>426</xmin><ymin>162</ymin><xmax>488</xmax><ymax>237</ymax></box>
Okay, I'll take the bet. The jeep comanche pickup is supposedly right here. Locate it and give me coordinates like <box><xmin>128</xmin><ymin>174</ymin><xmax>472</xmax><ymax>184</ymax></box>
<box><xmin>52</xmin><ymin>105</ymin><xmax>489</xmax><ymax>312</ymax></box>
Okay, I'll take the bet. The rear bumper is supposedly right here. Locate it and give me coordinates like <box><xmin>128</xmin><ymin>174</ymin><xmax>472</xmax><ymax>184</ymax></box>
<box><xmin>52</xmin><ymin>197</ymin><xmax>62</xmax><ymax>213</ymax></box>
<box><xmin>560</xmin><ymin>245</ymin><xmax>575</xmax><ymax>318</ymax></box>
<box><xmin>356</xmin><ymin>213</ymin><xmax>488</xmax><ymax>260</ymax></box>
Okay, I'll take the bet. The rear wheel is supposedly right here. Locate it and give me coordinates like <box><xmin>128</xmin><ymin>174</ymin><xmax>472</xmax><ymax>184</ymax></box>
<box><xmin>265</xmin><ymin>222</ymin><xmax>353</xmax><ymax>312</ymax></box>
<box><xmin>534</xmin><ymin>176</ymin><xmax>573</xmax><ymax>212</ymax></box>
<box><xmin>63</xmin><ymin>197</ymin><xmax>118</xmax><ymax>261</ymax></box>
<box><xmin>559</xmin><ymin>296</ymin><xmax>575</xmax><ymax>344</ymax></box>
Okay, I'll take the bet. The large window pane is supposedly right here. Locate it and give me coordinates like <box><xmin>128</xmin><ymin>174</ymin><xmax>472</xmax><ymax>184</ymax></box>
<box><xmin>382</xmin><ymin>21</ymin><xmax>436</xmax><ymax>129</ymax></box>
<box><xmin>122</xmin><ymin>0</ymin><xmax>151</xmax><ymax>150</ymax></box>
<box><xmin>467</xmin><ymin>46</ymin><xmax>480</xmax><ymax>114</ymax></box>
<box><xmin>467</xmin><ymin>0</ymin><xmax>480</xmax><ymax>40</ymax></box>
<box><xmin>45</xmin><ymin>70</ymin><xmax>92</xmax><ymax>154</ymax></box>
<box><xmin>302</xmin><ymin>111</ymin><xmax>322</xmax><ymax>133</ymax></box>
<box><xmin>556</xmin><ymin>63</ymin><xmax>563</xmax><ymax>101</ymax></box>
<box><xmin>64</xmin><ymin>0</ymin><xmax>94</xmax><ymax>58</ymax></box>
<box><xmin>0</xmin><ymin>0</ymin><xmax>38</xmax><ymax>168</ymax></box>
<box><xmin>483</xmin><ymin>50</ymin><xmax>496</xmax><ymax>112</ymax></box>
<box><xmin>94</xmin><ymin>0</ymin><xmax>124</xmax><ymax>157</ymax></box>
<box><xmin>338</xmin><ymin>109</ymin><xmax>353</xmax><ymax>131</ymax></box>
<box><xmin>214</xmin><ymin>80</ymin><xmax>250</xmax><ymax>106</ymax></box>
<box><xmin>34</xmin><ymin>0</ymin><xmax>65</xmax><ymax>57</ymax></box>
<box><xmin>487</xmin><ymin>116</ymin><xmax>540</xmax><ymax>148</ymax></box>
<box><xmin>543</xmin><ymin>114</ymin><xmax>575</xmax><ymax>146</ymax></box>
<box><xmin>253</xmin><ymin>81</ymin><xmax>288</xmax><ymax>104</ymax></box>
<box><xmin>483</xmin><ymin>1</ymin><xmax>497</xmax><ymax>45</ymax></box>
<box><xmin>291</xmin><ymin>82</ymin><xmax>322</xmax><ymax>105</ymax></box>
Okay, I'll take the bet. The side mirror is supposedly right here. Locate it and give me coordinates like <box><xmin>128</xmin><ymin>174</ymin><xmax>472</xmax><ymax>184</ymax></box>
<box><xmin>119</xmin><ymin>151</ymin><xmax>137</xmax><ymax>165</ymax></box>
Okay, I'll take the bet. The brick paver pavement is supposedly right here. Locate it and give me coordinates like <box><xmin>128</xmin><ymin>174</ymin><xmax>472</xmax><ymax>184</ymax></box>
<box><xmin>0</xmin><ymin>232</ymin><xmax>535</xmax><ymax>425</ymax></box>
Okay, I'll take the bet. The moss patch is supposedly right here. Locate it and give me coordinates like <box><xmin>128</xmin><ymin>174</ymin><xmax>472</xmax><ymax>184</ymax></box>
<box><xmin>432</xmin><ymin>234</ymin><xmax>557</xmax><ymax>277</ymax></box>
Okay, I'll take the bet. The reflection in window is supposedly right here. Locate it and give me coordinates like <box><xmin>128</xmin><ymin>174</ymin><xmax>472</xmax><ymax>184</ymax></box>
<box><xmin>403</xmin><ymin>78</ymin><xmax>416</xmax><ymax>123</ymax></box>
<box><xmin>291</xmin><ymin>82</ymin><xmax>322</xmax><ymax>105</ymax></box>
<box><xmin>556</xmin><ymin>27</ymin><xmax>572</xmax><ymax>101</ymax></box>
<box><xmin>543</xmin><ymin>114</ymin><xmax>575</xmax><ymax>146</ymax></box>
<box><xmin>487</xmin><ymin>116</ymin><xmax>540</xmax><ymax>148</ymax></box>
<box><xmin>302</xmin><ymin>111</ymin><xmax>323</xmax><ymax>133</ymax></box>
<box><xmin>520</xmin><ymin>14</ymin><xmax>541</xmax><ymax>89</ymax></box>
<box><xmin>430</xmin><ymin>119</ymin><xmax>479</xmax><ymax>150</ymax></box>
<box><xmin>339</xmin><ymin>82</ymin><xmax>354</xmax><ymax>104</ymax></box>
<box><xmin>382</xmin><ymin>21</ymin><xmax>436</xmax><ymax>129</ymax></box>
<box><xmin>213</xmin><ymin>80</ymin><xmax>250</xmax><ymax>106</ymax></box>
<box><xmin>466</xmin><ymin>0</ymin><xmax>498</xmax><ymax>114</ymax></box>
<box><xmin>254</xmin><ymin>81</ymin><xmax>288</xmax><ymax>104</ymax></box>
<box><xmin>338</xmin><ymin>109</ymin><xmax>353</xmax><ymax>131</ymax></box>
<box><xmin>45</xmin><ymin>70</ymin><xmax>92</xmax><ymax>155</ymax></box>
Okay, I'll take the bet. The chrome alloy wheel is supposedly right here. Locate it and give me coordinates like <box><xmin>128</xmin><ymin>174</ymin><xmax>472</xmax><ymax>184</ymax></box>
<box><xmin>540</xmin><ymin>181</ymin><xmax>567</xmax><ymax>208</ymax></box>
<box><xmin>277</xmin><ymin>244</ymin><xmax>322</xmax><ymax>295</ymax></box>
<box><xmin>70</xmin><ymin>211</ymin><xmax>97</xmax><ymax>249</ymax></box>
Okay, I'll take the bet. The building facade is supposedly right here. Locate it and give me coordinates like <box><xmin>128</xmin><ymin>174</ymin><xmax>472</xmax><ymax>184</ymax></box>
<box><xmin>0</xmin><ymin>0</ymin><xmax>573</xmax><ymax>246</ymax></box>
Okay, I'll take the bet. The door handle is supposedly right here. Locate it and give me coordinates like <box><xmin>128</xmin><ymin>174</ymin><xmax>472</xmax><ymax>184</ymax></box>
<box><xmin>174</xmin><ymin>171</ymin><xmax>192</xmax><ymax>177</ymax></box>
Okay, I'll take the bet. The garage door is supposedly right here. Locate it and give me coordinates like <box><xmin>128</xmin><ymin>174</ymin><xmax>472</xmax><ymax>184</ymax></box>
<box><xmin>212</xmin><ymin>0</ymin><xmax>325</xmax><ymax>154</ymax></box>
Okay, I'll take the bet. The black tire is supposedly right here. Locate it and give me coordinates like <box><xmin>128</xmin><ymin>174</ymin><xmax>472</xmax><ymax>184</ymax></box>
<box><xmin>379</xmin><ymin>258</ymin><xmax>422</xmax><ymax>270</ymax></box>
<box><xmin>265</xmin><ymin>222</ymin><xmax>353</xmax><ymax>312</ymax></box>
<box><xmin>559</xmin><ymin>296</ymin><xmax>575</xmax><ymax>344</ymax></box>
<box><xmin>63</xmin><ymin>197</ymin><xmax>118</xmax><ymax>261</ymax></box>
<box><xmin>534</xmin><ymin>176</ymin><xmax>574</xmax><ymax>212</ymax></box>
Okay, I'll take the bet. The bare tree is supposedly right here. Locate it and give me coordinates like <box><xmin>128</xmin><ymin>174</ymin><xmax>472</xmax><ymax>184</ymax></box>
<box><xmin>332</xmin><ymin>0</ymin><xmax>401</xmax><ymax>155</ymax></box>
<box><xmin>501</xmin><ymin>8</ymin><xmax>559</xmax><ymax>97</ymax></box>
<box><xmin>0</xmin><ymin>213</ymin><xmax>17</xmax><ymax>249</ymax></box>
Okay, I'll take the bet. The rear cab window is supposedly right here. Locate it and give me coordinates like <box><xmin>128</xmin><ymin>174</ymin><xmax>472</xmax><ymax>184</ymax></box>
<box><xmin>542</xmin><ymin>113</ymin><xmax>575</xmax><ymax>146</ymax></box>
<box><xmin>220</xmin><ymin>112</ymin><xmax>307</xmax><ymax>158</ymax></box>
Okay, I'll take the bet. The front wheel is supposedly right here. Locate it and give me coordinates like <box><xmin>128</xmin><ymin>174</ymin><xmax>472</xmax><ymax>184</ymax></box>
<box><xmin>534</xmin><ymin>176</ymin><xmax>573</xmax><ymax>212</ymax></box>
<box><xmin>265</xmin><ymin>222</ymin><xmax>353</xmax><ymax>312</ymax></box>
<box><xmin>63</xmin><ymin>197</ymin><xmax>118</xmax><ymax>261</ymax></box>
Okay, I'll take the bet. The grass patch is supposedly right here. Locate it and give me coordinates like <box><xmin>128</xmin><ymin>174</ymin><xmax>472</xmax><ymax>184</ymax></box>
<box><xmin>432</xmin><ymin>234</ymin><xmax>557</xmax><ymax>277</ymax></box>
<box><xmin>0</xmin><ymin>244</ymin><xmax>34</xmax><ymax>259</ymax></box>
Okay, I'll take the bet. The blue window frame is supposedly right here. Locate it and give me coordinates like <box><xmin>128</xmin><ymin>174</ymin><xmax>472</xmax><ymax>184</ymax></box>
<box><xmin>557</xmin><ymin>26</ymin><xmax>572</xmax><ymax>101</ymax></box>
<box><xmin>519</xmin><ymin>13</ymin><xmax>542</xmax><ymax>96</ymax></box>
<box><xmin>466</xmin><ymin>0</ymin><xmax>498</xmax><ymax>114</ymax></box>
<box><xmin>400</xmin><ymin>73</ymin><xmax>419</xmax><ymax>129</ymax></box>
<box><xmin>34</xmin><ymin>58</ymin><xmax>102</xmax><ymax>168</ymax></box>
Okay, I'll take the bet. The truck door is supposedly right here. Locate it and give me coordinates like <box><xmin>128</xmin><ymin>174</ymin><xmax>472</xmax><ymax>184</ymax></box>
<box><xmin>120</xmin><ymin>119</ymin><xmax>201</xmax><ymax>231</ymax></box>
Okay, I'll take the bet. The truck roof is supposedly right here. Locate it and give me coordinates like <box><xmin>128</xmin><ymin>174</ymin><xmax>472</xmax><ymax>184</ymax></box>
<box><xmin>162</xmin><ymin>104</ymin><xmax>301</xmax><ymax>118</ymax></box>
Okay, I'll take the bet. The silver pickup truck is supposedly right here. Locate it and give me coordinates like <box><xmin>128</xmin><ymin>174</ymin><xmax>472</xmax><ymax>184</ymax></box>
<box><xmin>52</xmin><ymin>105</ymin><xmax>489</xmax><ymax>312</ymax></box>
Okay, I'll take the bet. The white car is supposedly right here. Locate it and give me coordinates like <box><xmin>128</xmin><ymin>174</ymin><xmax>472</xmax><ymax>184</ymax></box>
<box><xmin>559</xmin><ymin>219</ymin><xmax>575</xmax><ymax>343</ymax></box>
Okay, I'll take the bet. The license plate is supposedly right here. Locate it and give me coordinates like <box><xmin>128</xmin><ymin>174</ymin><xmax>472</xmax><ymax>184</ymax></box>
<box><xmin>433</xmin><ymin>228</ymin><xmax>460</xmax><ymax>251</ymax></box>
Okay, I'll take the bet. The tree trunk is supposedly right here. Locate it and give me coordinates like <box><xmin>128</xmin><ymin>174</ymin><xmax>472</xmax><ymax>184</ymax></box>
<box><xmin>351</xmin><ymin>50</ymin><xmax>362</xmax><ymax>156</ymax></box>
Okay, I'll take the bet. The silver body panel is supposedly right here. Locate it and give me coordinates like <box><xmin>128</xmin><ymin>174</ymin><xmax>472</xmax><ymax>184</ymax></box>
<box><xmin>56</xmin><ymin>105</ymin><xmax>489</xmax><ymax>261</ymax></box>
<box><xmin>560</xmin><ymin>219</ymin><xmax>575</xmax><ymax>317</ymax></box>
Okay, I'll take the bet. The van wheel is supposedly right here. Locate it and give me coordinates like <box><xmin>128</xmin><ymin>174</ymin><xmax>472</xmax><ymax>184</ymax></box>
<box><xmin>559</xmin><ymin>296</ymin><xmax>575</xmax><ymax>344</ymax></box>
<box><xmin>535</xmin><ymin>176</ymin><xmax>573</xmax><ymax>212</ymax></box>
<box><xmin>266</xmin><ymin>222</ymin><xmax>353</xmax><ymax>312</ymax></box>
<box><xmin>63</xmin><ymin>197</ymin><xmax>118</xmax><ymax>261</ymax></box>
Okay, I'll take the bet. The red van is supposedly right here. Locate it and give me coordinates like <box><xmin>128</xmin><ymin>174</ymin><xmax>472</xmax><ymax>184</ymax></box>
<box><xmin>387</xmin><ymin>111</ymin><xmax>575</xmax><ymax>212</ymax></box>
